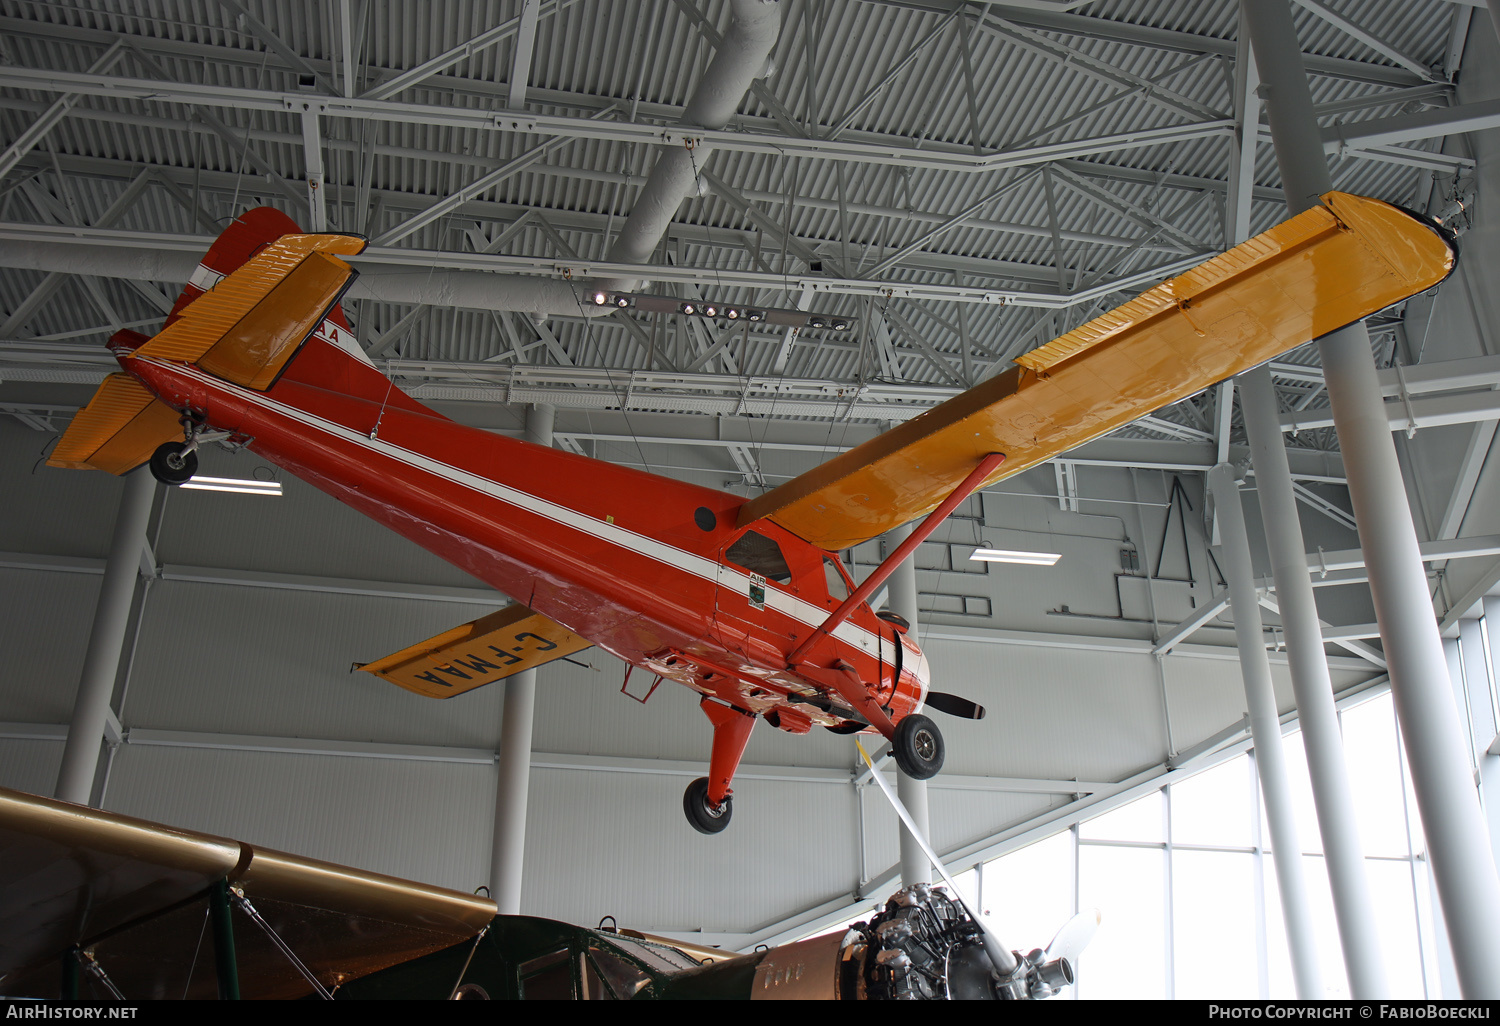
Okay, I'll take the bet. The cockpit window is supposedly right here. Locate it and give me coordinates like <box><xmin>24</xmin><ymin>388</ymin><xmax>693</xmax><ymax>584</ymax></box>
<box><xmin>725</xmin><ymin>530</ymin><xmax>792</xmax><ymax>584</ymax></box>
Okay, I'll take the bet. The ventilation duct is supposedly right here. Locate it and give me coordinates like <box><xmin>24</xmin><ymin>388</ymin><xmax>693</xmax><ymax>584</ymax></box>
<box><xmin>593</xmin><ymin>0</ymin><xmax>782</xmax><ymax>294</ymax></box>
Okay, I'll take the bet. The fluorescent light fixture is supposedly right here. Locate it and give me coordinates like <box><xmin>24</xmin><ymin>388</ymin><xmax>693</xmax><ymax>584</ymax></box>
<box><xmin>180</xmin><ymin>475</ymin><xmax>283</xmax><ymax>497</ymax></box>
<box><xmin>970</xmin><ymin>547</ymin><xmax>1060</xmax><ymax>566</ymax></box>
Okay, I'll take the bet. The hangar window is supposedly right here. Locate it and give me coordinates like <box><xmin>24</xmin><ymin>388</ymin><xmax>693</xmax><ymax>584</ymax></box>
<box><xmin>726</xmin><ymin>530</ymin><xmax>792</xmax><ymax>584</ymax></box>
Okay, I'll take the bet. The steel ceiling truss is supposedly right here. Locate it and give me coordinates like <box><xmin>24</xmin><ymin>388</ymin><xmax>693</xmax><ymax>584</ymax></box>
<box><xmin>0</xmin><ymin>1</ymin><xmax>1484</xmax><ymax>463</ymax></box>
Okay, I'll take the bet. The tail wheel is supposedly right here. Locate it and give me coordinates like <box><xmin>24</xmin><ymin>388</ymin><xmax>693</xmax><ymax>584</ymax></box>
<box><xmin>149</xmin><ymin>442</ymin><xmax>198</xmax><ymax>485</ymax></box>
<box><xmin>683</xmin><ymin>776</ymin><xmax>732</xmax><ymax>834</ymax></box>
<box><xmin>892</xmin><ymin>714</ymin><xmax>944</xmax><ymax>779</ymax></box>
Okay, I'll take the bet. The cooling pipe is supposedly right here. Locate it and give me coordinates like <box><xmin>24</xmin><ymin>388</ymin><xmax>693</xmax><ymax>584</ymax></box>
<box><xmin>593</xmin><ymin>0</ymin><xmax>781</xmax><ymax>293</ymax></box>
<box><xmin>0</xmin><ymin>239</ymin><xmax>590</xmax><ymax>320</ymax></box>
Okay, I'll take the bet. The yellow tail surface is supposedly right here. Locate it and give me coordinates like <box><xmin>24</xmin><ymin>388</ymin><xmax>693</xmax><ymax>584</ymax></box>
<box><xmin>46</xmin><ymin>374</ymin><xmax>183</xmax><ymax>474</ymax></box>
<box><xmin>48</xmin><ymin>232</ymin><xmax>366</xmax><ymax>475</ymax></box>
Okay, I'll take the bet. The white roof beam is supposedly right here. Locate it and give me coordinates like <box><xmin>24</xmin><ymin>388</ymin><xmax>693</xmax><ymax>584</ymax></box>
<box><xmin>212</xmin><ymin>0</ymin><xmax>336</xmax><ymax>94</ymax></box>
<box><xmin>506</xmin><ymin>0</ymin><xmax>543</xmax><ymax>109</ymax></box>
<box><xmin>1289</xmin><ymin>0</ymin><xmax>1440</xmax><ymax>84</ymax></box>
<box><xmin>1317</xmin><ymin>97</ymin><xmax>1500</xmax><ymax>153</ymax></box>
<box><xmin>0</xmin><ymin>66</ymin><xmax>1233</xmax><ymax>176</ymax></box>
<box><xmin>0</xmin><ymin>40</ymin><xmax>123</xmax><ymax>182</ymax></box>
<box><xmin>362</xmin><ymin>0</ymin><xmax>578</xmax><ymax>101</ymax></box>
<box><xmin>974</xmin><ymin>11</ymin><xmax>1226</xmax><ymax>122</ymax></box>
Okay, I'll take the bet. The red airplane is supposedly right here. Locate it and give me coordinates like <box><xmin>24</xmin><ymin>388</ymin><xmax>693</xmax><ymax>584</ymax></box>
<box><xmin>47</xmin><ymin>197</ymin><xmax>1454</xmax><ymax>833</ymax></box>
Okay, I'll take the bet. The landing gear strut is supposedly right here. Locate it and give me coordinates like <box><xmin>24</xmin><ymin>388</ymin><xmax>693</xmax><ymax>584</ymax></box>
<box><xmin>685</xmin><ymin>698</ymin><xmax>756</xmax><ymax>834</ymax></box>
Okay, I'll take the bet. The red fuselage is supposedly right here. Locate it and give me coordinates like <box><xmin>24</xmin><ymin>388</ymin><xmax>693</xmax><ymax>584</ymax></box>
<box><xmin>123</xmin><ymin>332</ymin><xmax>930</xmax><ymax>736</ymax></box>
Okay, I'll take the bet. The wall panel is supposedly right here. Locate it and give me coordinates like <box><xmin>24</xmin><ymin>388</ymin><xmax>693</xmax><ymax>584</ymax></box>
<box><xmin>103</xmin><ymin>743</ymin><xmax>493</xmax><ymax>893</ymax></box>
<box><xmin>0</xmin><ymin>567</ymin><xmax>99</xmax><ymax>723</ymax></box>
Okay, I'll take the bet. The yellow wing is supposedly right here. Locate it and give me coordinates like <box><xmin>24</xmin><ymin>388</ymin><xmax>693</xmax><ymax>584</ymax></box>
<box><xmin>739</xmin><ymin>192</ymin><xmax>1456</xmax><ymax>550</ymax></box>
<box><xmin>0</xmin><ymin>786</ymin><xmax>494</xmax><ymax>999</ymax></box>
<box><xmin>358</xmin><ymin>604</ymin><xmax>592</xmax><ymax>698</ymax></box>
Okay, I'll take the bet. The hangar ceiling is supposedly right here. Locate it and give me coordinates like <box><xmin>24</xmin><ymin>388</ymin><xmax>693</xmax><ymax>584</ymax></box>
<box><xmin>2</xmin><ymin>0</ymin><xmax>1499</xmax><ymax>948</ymax></box>
<box><xmin>0</xmin><ymin>0</ymin><xmax>1487</xmax><ymax>452</ymax></box>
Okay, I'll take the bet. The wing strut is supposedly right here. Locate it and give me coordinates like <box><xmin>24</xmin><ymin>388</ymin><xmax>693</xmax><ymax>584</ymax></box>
<box><xmin>787</xmin><ymin>452</ymin><xmax>1005</xmax><ymax>668</ymax></box>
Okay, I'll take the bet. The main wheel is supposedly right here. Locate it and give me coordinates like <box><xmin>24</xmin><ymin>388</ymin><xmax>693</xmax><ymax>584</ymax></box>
<box><xmin>892</xmin><ymin>714</ymin><xmax>944</xmax><ymax>779</ymax></box>
<box><xmin>683</xmin><ymin>776</ymin><xmax>732</xmax><ymax>834</ymax></box>
<box><xmin>149</xmin><ymin>442</ymin><xmax>198</xmax><ymax>485</ymax></box>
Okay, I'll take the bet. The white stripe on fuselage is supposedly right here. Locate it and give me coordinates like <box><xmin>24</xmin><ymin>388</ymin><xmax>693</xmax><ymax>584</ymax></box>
<box><xmin>158</xmin><ymin>359</ymin><xmax>886</xmax><ymax>659</ymax></box>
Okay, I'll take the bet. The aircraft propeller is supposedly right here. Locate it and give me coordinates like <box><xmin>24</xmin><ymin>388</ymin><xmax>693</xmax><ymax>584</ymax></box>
<box><xmin>1044</xmin><ymin>907</ymin><xmax>1102</xmax><ymax>968</ymax></box>
<box><xmin>923</xmin><ymin>691</ymin><xmax>985</xmax><ymax>719</ymax></box>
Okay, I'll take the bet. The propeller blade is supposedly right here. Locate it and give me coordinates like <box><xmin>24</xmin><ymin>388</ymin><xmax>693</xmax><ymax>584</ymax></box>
<box><xmin>1045</xmin><ymin>907</ymin><xmax>1101</xmax><ymax>967</ymax></box>
<box><xmin>925</xmin><ymin>692</ymin><xmax>986</xmax><ymax>719</ymax></box>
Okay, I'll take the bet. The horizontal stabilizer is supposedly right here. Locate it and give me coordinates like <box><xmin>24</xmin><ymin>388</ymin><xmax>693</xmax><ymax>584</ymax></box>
<box><xmin>46</xmin><ymin>373</ymin><xmax>183</xmax><ymax>474</ymax></box>
<box><xmin>739</xmin><ymin>192</ymin><xmax>1456</xmax><ymax>550</ymax></box>
<box><xmin>133</xmin><ymin>232</ymin><xmax>366</xmax><ymax>391</ymax></box>
<box><xmin>358</xmin><ymin>604</ymin><xmax>591</xmax><ymax>698</ymax></box>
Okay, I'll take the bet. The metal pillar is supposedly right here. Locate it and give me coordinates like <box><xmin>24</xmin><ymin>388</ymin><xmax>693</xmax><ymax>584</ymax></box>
<box><xmin>1241</xmin><ymin>0</ymin><xmax>1500</xmax><ymax>996</ymax></box>
<box><xmin>489</xmin><ymin>403</ymin><xmax>554</xmax><ymax>915</ymax></box>
<box><xmin>884</xmin><ymin>523</ymin><xmax>931</xmax><ymax>888</ymax></box>
<box><xmin>1208</xmin><ymin>464</ymin><xmax>1323</xmax><ymax>998</ymax></box>
<box><xmin>55</xmin><ymin>469</ymin><xmax>155</xmax><ymax>806</ymax></box>
<box><xmin>1241</xmin><ymin>367</ymin><xmax>1387</xmax><ymax>996</ymax></box>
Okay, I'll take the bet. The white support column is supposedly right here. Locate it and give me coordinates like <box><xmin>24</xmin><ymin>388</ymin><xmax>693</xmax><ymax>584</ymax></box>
<box><xmin>1242</xmin><ymin>367</ymin><xmax>1388</xmax><ymax>996</ymax></box>
<box><xmin>1241</xmin><ymin>0</ymin><xmax>1500</xmax><ymax>997</ymax></box>
<box><xmin>55</xmin><ymin>469</ymin><xmax>155</xmax><ymax>806</ymax></box>
<box><xmin>489</xmin><ymin>402</ymin><xmax>554</xmax><ymax>915</ymax></box>
<box><xmin>1209</xmin><ymin>464</ymin><xmax>1324</xmax><ymax>998</ymax></box>
<box><xmin>884</xmin><ymin>522</ymin><xmax>931</xmax><ymax>889</ymax></box>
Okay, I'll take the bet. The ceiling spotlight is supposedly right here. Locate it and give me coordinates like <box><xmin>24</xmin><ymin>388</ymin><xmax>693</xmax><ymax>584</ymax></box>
<box><xmin>614</xmin><ymin>295</ymin><xmax>631</xmax><ymax>308</ymax></box>
<box><xmin>970</xmin><ymin>547</ymin><xmax>1061</xmax><ymax>566</ymax></box>
<box><xmin>808</xmin><ymin>316</ymin><xmax>827</xmax><ymax>329</ymax></box>
<box><xmin>726</xmin><ymin>307</ymin><xmax>740</xmax><ymax>319</ymax></box>
<box><xmin>681</xmin><ymin>302</ymin><xmax>696</xmax><ymax>315</ymax></box>
<box><xmin>831</xmin><ymin>318</ymin><xmax>849</xmax><ymax>331</ymax></box>
<box><xmin>747</xmin><ymin>310</ymin><xmax>765</xmax><ymax>322</ymax></box>
<box><xmin>704</xmin><ymin>304</ymin><xmax>718</xmax><ymax>317</ymax></box>
<box><xmin>592</xmin><ymin>291</ymin><xmax>608</xmax><ymax>306</ymax></box>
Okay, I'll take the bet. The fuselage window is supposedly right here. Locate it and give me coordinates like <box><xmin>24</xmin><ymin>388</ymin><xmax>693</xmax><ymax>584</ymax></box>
<box><xmin>519</xmin><ymin>949</ymin><xmax>575</xmax><ymax>999</ymax></box>
<box><xmin>725</xmin><ymin>530</ymin><xmax>793</xmax><ymax>584</ymax></box>
<box><xmin>823</xmin><ymin>555</ymin><xmax>850</xmax><ymax>602</ymax></box>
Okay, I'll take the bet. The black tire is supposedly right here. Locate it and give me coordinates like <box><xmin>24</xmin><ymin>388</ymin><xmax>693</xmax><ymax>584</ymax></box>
<box><xmin>149</xmin><ymin>442</ymin><xmax>198</xmax><ymax>485</ymax></box>
<box><xmin>892</xmin><ymin>714</ymin><xmax>944</xmax><ymax>779</ymax></box>
<box><xmin>683</xmin><ymin>776</ymin><xmax>732</xmax><ymax>834</ymax></box>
